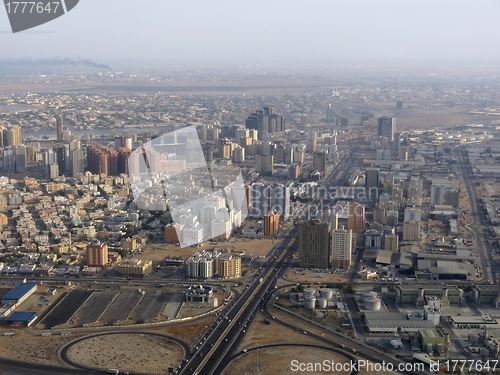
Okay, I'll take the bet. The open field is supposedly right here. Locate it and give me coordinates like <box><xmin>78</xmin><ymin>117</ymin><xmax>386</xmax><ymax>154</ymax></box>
<box><xmin>283</xmin><ymin>269</ymin><xmax>348</xmax><ymax>284</ymax></box>
<box><xmin>66</xmin><ymin>333</ymin><xmax>184</xmax><ymax>374</ymax></box>
<box><xmin>134</xmin><ymin>238</ymin><xmax>280</xmax><ymax>262</ymax></box>
<box><xmin>40</xmin><ymin>290</ymin><xmax>93</xmax><ymax>329</ymax></box>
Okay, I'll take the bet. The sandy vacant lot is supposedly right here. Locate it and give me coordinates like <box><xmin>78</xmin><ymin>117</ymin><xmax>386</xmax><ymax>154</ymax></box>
<box><xmin>67</xmin><ymin>333</ymin><xmax>183</xmax><ymax>374</ymax></box>
<box><xmin>222</xmin><ymin>346</ymin><xmax>349</xmax><ymax>375</ymax></box>
<box><xmin>135</xmin><ymin>239</ymin><xmax>280</xmax><ymax>262</ymax></box>
<box><xmin>284</xmin><ymin>268</ymin><xmax>348</xmax><ymax>284</ymax></box>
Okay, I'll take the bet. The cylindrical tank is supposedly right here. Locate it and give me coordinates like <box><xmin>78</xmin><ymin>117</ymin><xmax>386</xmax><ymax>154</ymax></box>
<box><xmin>303</xmin><ymin>288</ymin><xmax>316</xmax><ymax>299</ymax></box>
<box><xmin>364</xmin><ymin>297</ymin><xmax>381</xmax><ymax>310</ymax></box>
<box><xmin>305</xmin><ymin>298</ymin><xmax>316</xmax><ymax>310</ymax></box>
<box><xmin>317</xmin><ymin>297</ymin><xmax>327</xmax><ymax>309</ymax></box>
<box><xmin>362</xmin><ymin>291</ymin><xmax>378</xmax><ymax>301</ymax></box>
<box><xmin>320</xmin><ymin>289</ymin><xmax>333</xmax><ymax>300</ymax></box>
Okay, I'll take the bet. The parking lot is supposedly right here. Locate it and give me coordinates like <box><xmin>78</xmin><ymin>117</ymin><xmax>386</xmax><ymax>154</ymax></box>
<box><xmin>74</xmin><ymin>291</ymin><xmax>117</xmax><ymax>326</ymax></box>
<box><xmin>41</xmin><ymin>290</ymin><xmax>93</xmax><ymax>329</ymax></box>
<box><xmin>133</xmin><ymin>292</ymin><xmax>170</xmax><ymax>323</ymax></box>
<box><xmin>101</xmin><ymin>292</ymin><xmax>142</xmax><ymax>324</ymax></box>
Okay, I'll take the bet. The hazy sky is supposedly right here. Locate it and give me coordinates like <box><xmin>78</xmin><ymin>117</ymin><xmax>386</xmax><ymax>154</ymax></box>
<box><xmin>2</xmin><ymin>0</ymin><xmax>500</xmax><ymax>69</ymax></box>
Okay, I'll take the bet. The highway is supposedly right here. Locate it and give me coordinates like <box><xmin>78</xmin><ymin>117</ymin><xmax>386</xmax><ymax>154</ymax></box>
<box><xmin>457</xmin><ymin>147</ymin><xmax>496</xmax><ymax>284</ymax></box>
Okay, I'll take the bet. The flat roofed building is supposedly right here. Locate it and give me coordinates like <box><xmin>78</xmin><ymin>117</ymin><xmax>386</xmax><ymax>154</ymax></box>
<box><xmin>418</xmin><ymin>329</ymin><xmax>447</xmax><ymax>351</ymax></box>
<box><xmin>299</xmin><ymin>220</ymin><xmax>331</xmax><ymax>269</ymax></box>
<box><xmin>450</xmin><ymin>314</ymin><xmax>497</xmax><ymax>329</ymax></box>
<box><xmin>216</xmin><ymin>254</ymin><xmax>241</xmax><ymax>278</ymax></box>
<box><xmin>118</xmin><ymin>259</ymin><xmax>152</xmax><ymax>275</ymax></box>
<box><xmin>364</xmin><ymin>311</ymin><xmax>435</xmax><ymax>333</ymax></box>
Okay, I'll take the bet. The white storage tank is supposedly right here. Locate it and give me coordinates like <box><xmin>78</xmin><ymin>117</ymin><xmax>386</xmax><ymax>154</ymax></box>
<box><xmin>362</xmin><ymin>291</ymin><xmax>378</xmax><ymax>301</ymax></box>
<box><xmin>303</xmin><ymin>288</ymin><xmax>316</xmax><ymax>299</ymax></box>
<box><xmin>317</xmin><ymin>297</ymin><xmax>327</xmax><ymax>309</ymax></box>
<box><xmin>320</xmin><ymin>288</ymin><xmax>333</xmax><ymax>300</ymax></box>
<box><xmin>305</xmin><ymin>298</ymin><xmax>316</xmax><ymax>310</ymax></box>
<box><xmin>364</xmin><ymin>296</ymin><xmax>381</xmax><ymax>310</ymax></box>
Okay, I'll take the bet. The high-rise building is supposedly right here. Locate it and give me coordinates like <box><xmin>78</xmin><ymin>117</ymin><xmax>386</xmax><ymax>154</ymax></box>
<box><xmin>4</xmin><ymin>125</ymin><xmax>22</xmax><ymax>146</ymax></box>
<box><xmin>299</xmin><ymin>220</ymin><xmax>331</xmax><ymax>269</ymax></box>
<box><xmin>384</xmin><ymin>234</ymin><xmax>399</xmax><ymax>252</ymax></box>
<box><xmin>331</xmin><ymin>227</ymin><xmax>352</xmax><ymax>269</ymax></box>
<box><xmin>392</xmin><ymin>132</ymin><xmax>401</xmax><ymax>158</ymax></box>
<box><xmin>403</xmin><ymin>221</ymin><xmax>420</xmax><ymax>242</ymax></box>
<box><xmin>404</xmin><ymin>207</ymin><xmax>421</xmax><ymax>223</ymax></box>
<box><xmin>3</xmin><ymin>148</ymin><xmax>15</xmax><ymax>173</ymax></box>
<box><xmin>396</xmin><ymin>101</ymin><xmax>403</xmax><ymax>110</ymax></box>
<box><xmin>114</xmin><ymin>136</ymin><xmax>132</xmax><ymax>150</ymax></box>
<box><xmin>86</xmin><ymin>243</ymin><xmax>108</xmax><ymax>268</ymax></box>
<box><xmin>251</xmin><ymin>183</ymin><xmax>290</xmax><ymax>219</ymax></box>
<box><xmin>87</xmin><ymin>145</ymin><xmax>122</xmax><ymax>177</ymax></box>
<box><xmin>373</xmin><ymin>203</ymin><xmax>387</xmax><ymax>225</ymax></box>
<box><xmin>386</xmin><ymin>210</ymin><xmax>399</xmax><ymax>228</ymax></box>
<box><xmin>56</xmin><ymin>114</ymin><xmax>63</xmax><ymax>142</ymax></box>
<box><xmin>71</xmin><ymin>149</ymin><xmax>85</xmax><ymax>177</ymax></box>
<box><xmin>288</xmin><ymin>164</ymin><xmax>300</xmax><ymax>179</ymax></box>
<box><xmin>264</xmin><ymin>211</ymin><xmax>280</xmax><ymax>237</ymax></box>
<box><xmin>365</xmin><ymin>230</ymin><xmax>382</xmax><ymax>250</ymax></box>
<box><xmin>365</xmin><ymin>168</ymin><xmax>380</xmax><ymax>189</ymax></box>
<box><xmin>348</xmin><ymin>203</ymin><xmax>365</xmax><ymax>234</ymax></box>
<box><xmin>14</xmin><ymin>145</ymin><xmax>27</xmax><ymax>173</ymax></box>
<box><xmin>313</xmin><ymin>151</ymin><xmax>327</xmax><ymax>173</ymax></box>
<box><xmin>327</xmin><ymin>105</ymin><xmax>335</xmax><ymax>123</ymax></box>
<box><xmin>0</xmin><ymin>127</ymin><xmax>4</xmax><ymax>147</ymax></box>
<box><xmin>216</xmin><ymin>254</ymin><xmax>241</xmax><ymax>278</ymax></box>
<box><xmin>377</xmin><ymin>116</ymin><xmax>396</xmax><ymax>141</ymax></box>
<box><xmin>255</xmin><ymin>154</ymin><xmax>273</xmax><ymax>175</ymax></box>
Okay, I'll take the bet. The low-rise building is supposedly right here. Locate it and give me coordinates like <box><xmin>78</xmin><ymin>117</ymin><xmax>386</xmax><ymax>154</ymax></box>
<box><xmin>118</xmin><ymin>259</ymin><xmax>153</xmax><ymax>275</ymax></box>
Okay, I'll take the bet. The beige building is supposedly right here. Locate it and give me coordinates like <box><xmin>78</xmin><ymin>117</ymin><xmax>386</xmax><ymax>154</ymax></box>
<box><xmin>384</xmin><ymin>234</ymin><xmax>399</xmax><ymax>252</ymax></box>
<box><xmin>331</xmin><ymin>228</ymin><xmax>352</xmax><ymax>269</ymax></box>
<box><xmin>348</xmin><ymin>203</ymin><xmax>365</xmax><ymax>234</ymax></box>
<box><xmin>118</xmin><ymin>259</ymin><xmax>153</xmax><ymax>275</ymax></box>
<box><xmin>120</xmin><ymin>238</ymin><xmax>137</xmax><ymax>252</ymax></box>
<box><xmin>216</xmin><ymin>255</ymin><xmax>241</xmax><ymax>278</ymax></box>
<box><xmin>403</xmin><ymin>221</ymin><xmax>420</xmax><ymax>242</ymax></box>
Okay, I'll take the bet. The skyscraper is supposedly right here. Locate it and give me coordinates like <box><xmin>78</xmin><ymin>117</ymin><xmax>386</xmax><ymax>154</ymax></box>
<box><xmin>313</xmin><ymin>152</ymin><xmax>327</xmax><ymax>173</ymax></box>
<box><xmin>299</xmin><ymin>220</ymin><xmax>331</xmax><ymax>269</ymax></box>
<box><xmin>377</xmin><ymin>116</ymin><xmax>396</xmax><ymax>141</ymax></box>
<box><xmin>327</xmin><ymin>105</ymin><xmax>335</xmax><ymax>123</ymax></box>
<box><xmin>331</xmin><ymin>227</ymin><xmax>352</xmax><ymax>269</ymax></box>
<box><xmin>71</xmin><ymin>149</ymin><xmax>85</xmax><ymax>177</ymax></box>
<box><xmin>245</xmin><ymin>106</ymin><xmax>285</xmax><ymax>140</ymax></box>
<box><xmin>14</xmin><ymin>145</ymin><xmax>27</xmax><ymax>173</ymax></box>
<box><xmin>86</xmin><ymin>243</ymin><xmax>108</xmax><ymax>268</ymax></box>
<box><xmin>4</xmin><ymin>125</ymin><xmax>22</xmax><ymax>146</ymax></box>
<box><xmin>348</xmin><ymin>203</ymin><xmax>365</xmax><ymax>234</ymax></box>
<box><xmin>56</xmin><ymin>114</ymin><xmax>64</xmax><ymax>142</ymax></box>
<box><xmin>365</xmin><ymin>168</ymin><xmax>380</xmax><ymax>189</ymax></box>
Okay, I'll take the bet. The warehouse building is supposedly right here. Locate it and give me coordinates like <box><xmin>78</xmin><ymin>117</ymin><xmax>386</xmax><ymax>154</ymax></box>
<box><xmin>1</xmin><ymin>283</ymin><xmax>37</xmax><ymax>305</ymax></box>
<box><xmin>364</xmin><ymin>311</ymin><xmax>435</xmax><ymax>333</ymax></box>
<box><xmin>4</xmin><ymin>311</ymin><xmax>37</xmax><ymax>327</ymax></box>
<box><xmin>396</xmin><ymin>285</ymin><xmax>464</xmax><ymax>306</ymax></box>
<box><xmin>417</xmin><ymin>329</ymin><xmax>447</xmax><ymax>353</ymax></box>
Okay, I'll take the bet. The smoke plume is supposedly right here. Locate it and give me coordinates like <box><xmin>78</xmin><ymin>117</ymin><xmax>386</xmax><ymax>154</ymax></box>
<box><xmin>0</xmin><ymin>57</ymin><xmax>112</xmax><ymax>70</ymax></box>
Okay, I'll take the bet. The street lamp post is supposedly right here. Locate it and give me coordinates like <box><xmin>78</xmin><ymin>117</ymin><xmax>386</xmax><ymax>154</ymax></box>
<box><xmin>256</xmin><ymin>342</ymin><xmax>260</xmax><ymax>372</ymax></box>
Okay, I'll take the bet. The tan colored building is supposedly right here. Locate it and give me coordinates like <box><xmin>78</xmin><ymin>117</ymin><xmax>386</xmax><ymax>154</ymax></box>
<box><xmin>118</xmin><ymin>259</ymin><xmax>153</xmax><ymax>275</ymax></box>
<box><xmin>0</xmin><ymin>214</ymin><xmax>8</xmax><ymax>226</ymax></box>
<box><xmin>403</xmin><ymin>221</ymin><xmax>420</xmax><ymax>242</ymax></box>
<box><xmin>348</xmin><ymin>203</ymin><xmax>365</xmax><ymax>234</ymax></box>
<box><xmin>264</xmin><ymin>211</ymin><xmax>280</xmax><ymax>237</ymax></box>
<box><xmin>384</xmin><ymin>234</ymin><xmax>399</xmax><ymax>252</ymax></box>
<box><xmin>331</xmin><ymin>227</ymin><xmax>352</xmax><ymax>269</ymax></box>
<box><xmin>216</xmin><ymin>255</ymin><xmax>241</xmax><ymax>278</ymax></box>
<box><xmin>120</xmin><ymin>238</ymin><xmax>137</xmax><ymax>252</ymax></box>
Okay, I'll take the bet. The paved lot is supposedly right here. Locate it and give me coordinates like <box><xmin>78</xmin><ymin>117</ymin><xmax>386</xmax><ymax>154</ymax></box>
<box><xmin>162</xmin><ymin>293</ymin><xmax>184</xmax><ymax>320</ymax></box>
<box><xmin>133</xmin><ymin>292</ymin><xmax>170</xmax><ymax>323</ymax></box>
<box><xmin>41</xmin><ymin>290</ymin><xmax>93</xmax><ymax>328</ymax></box>
<box><xmin>75</xmin><ymin>291</ymin><xmax>117</xmax><ymax>326</ymax></box>
<box><xmin>101</xmin><ymin>292</ymin><xmax>142</xmax><ymax>324</ymax></box>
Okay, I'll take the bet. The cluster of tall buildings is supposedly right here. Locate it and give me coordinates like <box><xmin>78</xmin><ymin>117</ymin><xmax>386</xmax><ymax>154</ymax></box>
<box><xmin>250</xmin><ymin>183</ymin><xmax>291</xmax><ymax>219</ymax></box>
<box><xmin>186</xmin><ymin>250</ymin><xmax>241</xmax><ymax>279</ymax></box>
<box><xmin>245</xmin><ymin>106</ymin><xmax>285</xmax><ymax>139</ymax></box>
<box><xmin>0</xmin><ymin>125</ymin><xmax>22</xmax><ymax>147</ymax></box>
<box><xmin>87</xmin><ymin>145</ymin><xmax>131</xmax><ymax>177</ymax></box>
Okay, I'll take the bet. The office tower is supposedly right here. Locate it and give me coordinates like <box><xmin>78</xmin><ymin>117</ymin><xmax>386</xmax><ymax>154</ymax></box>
<box><xmin>288</xmin><ymin>164</ymin><xmax>300</xmax><ymax>179</ymax></box>
<box><xmin>331</xmin><ymin>227</ymin><xmax>352</xmax><ymax>269</ymax></box>
<box><xmin>42</xmin><ymin>148</ymin><xmax>57</xmax><ymax>178</ymax></box>
<box><xmin>340</xmin><ymin>117</ymin><xmax>348</xmax><ymax>127</ymax></box>
<box><xmin>3</xmin><ymin>148</ymin><xmax>15</xmax><ymax>173</ymax></box>
<box><xmin>71</xmin><ymin>149</ymin><xmax>85</xmax><ymax>177</ymax></box>
<box><xmin>4</xmin><ymin>125</ymin><xmax>22</xmax><ymax>146</ymax></box>
<box><xmin>313</xmin><ymin>152</ymin><xmax>327</xmax><ymax>173</ymax></box>
<box><xmin>234</xmin><ymin>128</ymin><xmax>249</xmax><ymax>142</ymax></box>
<box><xmin>299</xmin><ymin>220</ymin><xmax>331</xmax><ymax>268</ymax></box>
<box><xmin>56</xmin><ymin>146</ymin><xmax>66</xmax><ymax>174</ymax></box>
<box><xmin>245</xmin><ymin>106</ymin><xmax>285</xmax><ymax>140</ymax></box>
<box><xmin>284</xmin><ymin>146</ymin><xmax>294</xmax><ymax>164</ymax></box>
<box><xmin>444</xmin><ymin>189</ymin><xmax>459</xmax><ymax>207</ymax></box>
<box><xmin>396</xmin><ymin>100</ymin><xmax>403</xmax><ymax>110</ymax></box>
<box><xmin>384</xmin><ymin>234</ymin><xmax>399</xmax><ymax>252</ymax></box>
<box><xmin>365</xmin><ymin>168</ymin><xmax>380</xmax><ymax>189</ymax></box>
<box><xmin>264</xmin><ymin>211</ymin><xmax>280</xmax><ymax>237</ymax></box>
<box><xmin>403</xmin><ymin>221</ymin><xmax>420</xmax><ymax>242</ymax></box>
<box><xmin>327</xmin><ymin>105</ymin><xmax>335</xmax><ymax>122</ymax></box>
<box><xmin>276</xmin><ymin>144</ymin><xmax>285</xmax><ymax>163</ymax></box>
<box><xmin>86</xmin><ymin>243</ymin><xmax>108</xmax><ymax>268</ymax></box>
<box><xmin>49</xmin><ymin>163</ymin><xmax>59</xmax><ymax>180</ymax></box>
<box><xmin>392</xmin><ymin>132</ymin><xmax>401</xmax><ymax>158</ymax></box>
<box><xmin>251</xmin><ymin>183</ymin><xmax>290</xmax><ymax>219</ymax></box>
<box><xmin>255</xmin><ymin>154</ymin><xmax>273</xmax><ymax>175</ymax></box>
<box><xmin>14</xmin><ymin>145</ymin><xmax>27</xmax><ymax>173</ymax></box>
<box><xmin>232</xmin><ymin>147</ymin><xmax>245</xmax><ymax>163</ymax></box>
<box><xmin>219</xmin><ymin>144</ymin><xmax>231</xmax><ymax>159</ymax></box>
<box><xmin>404</xmin><ymin>207</ymin><xmax>421</xmax><ymax>223</ymax></box>
<box><xmin>430</xmin><ymin>185</ymin><xmax>446</xmax><ymax>206</ymax></box>
<box><xmin>56</xmin><ymin>114</ymin><xmax>63</xmax><ymax>142</ymax></box>
<box><xmin>373</xmin><ymin>203</ymin><xmax>387</xmax><ymax>225</ymax></box>
<box><xmin>377</xmin><ymin>116</ymin><xmax>396</xmax><ymax>141</ymax></box>
<box><xmin>386</xmin><ymin>210</ymin><xmax>399</xmax><ymax>228</ymax></box>
<box><xmin>114</xmin><ymin>136</ymin><xmax>132</xmax><ymax>150</ymax></box>
<box><xmin>347</xmin><ymin>203</ymin><xmax>365</xmax><ymax>234</ymax></box>
<box><xmin>365</xmin><ymin>230</ymin><xmax>382</xmax><ymax>250</ymax></box>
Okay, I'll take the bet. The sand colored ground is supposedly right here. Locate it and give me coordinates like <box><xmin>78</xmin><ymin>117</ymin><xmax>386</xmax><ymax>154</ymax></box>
<box><xmin>222</xmin><ymin>346</ymin><xmax>350</xmax><ymax>375</ymax></box>
<box><xmin>0</xmin><ymin>334</ymin><xmax>80</xmax><ymax>367</ymax></box>
<box><xmin>153</xmin><ymin>315</ymin><xmax>217</xmax><ymax>346</ymax></box>
<box><xmin>134</xmin><ymin>239</ymin><xmax>280</xmax><ymax>262</ymax></box>
<box><xmin>66</xmin><ymin>333</ymin><xmax>183</xmax><ymax>374</ymax></box>
<box><xmin>283</xmin><ymin>269</ymin><xmax>348</xmax><ymax>284</ymax></box>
